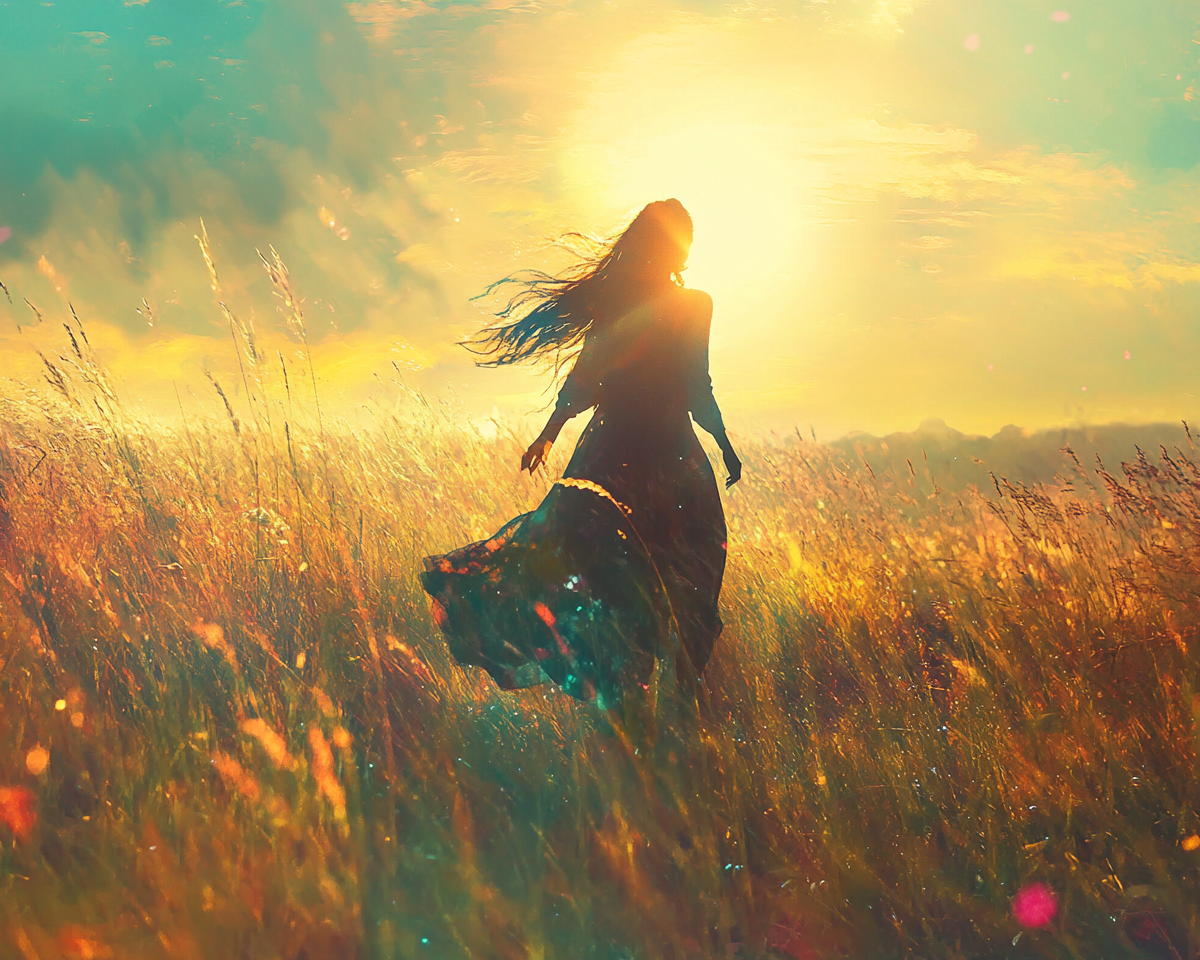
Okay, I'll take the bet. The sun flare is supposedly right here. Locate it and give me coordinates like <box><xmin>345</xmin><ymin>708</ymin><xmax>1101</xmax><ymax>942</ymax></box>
<box><xmin>585</xmin><ymin>122</ymin><xmax>812</xmax><ymax>304</ymax></box>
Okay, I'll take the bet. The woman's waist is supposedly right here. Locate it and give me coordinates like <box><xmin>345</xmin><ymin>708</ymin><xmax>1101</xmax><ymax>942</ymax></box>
<box><xmin>594</xmin><ymin>401</ymin><xmax>691</xmax><ymax>433</ymax></box>
<box><xmin>586</xmin><ymin>403</ymin><xmax>697</xmax><ymax>458</ymax></box>
<box><xmin>596</xmin><ymin>387</ymin><xmax>690</xmax><ymax>418</ymax></box>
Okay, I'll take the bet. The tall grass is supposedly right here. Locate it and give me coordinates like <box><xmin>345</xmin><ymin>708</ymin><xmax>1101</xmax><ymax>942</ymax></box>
<box><xmin>1</xmin><ymin>307</ymin><xmax>1199</xmax><ymax>959</ymax></box>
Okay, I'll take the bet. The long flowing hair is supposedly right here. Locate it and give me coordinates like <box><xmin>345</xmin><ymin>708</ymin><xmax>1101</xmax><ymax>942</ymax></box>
<box><xmin>463</xmin><ymin>199</ymin><xmax>693</xmax><ymax>370</ymax></box>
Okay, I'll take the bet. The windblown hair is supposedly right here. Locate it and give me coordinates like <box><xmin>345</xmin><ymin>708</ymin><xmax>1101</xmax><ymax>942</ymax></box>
<box><xmin>463</xmin><ymin>199</ymin><xmax>693</xmax><ymax>369</ymax></box>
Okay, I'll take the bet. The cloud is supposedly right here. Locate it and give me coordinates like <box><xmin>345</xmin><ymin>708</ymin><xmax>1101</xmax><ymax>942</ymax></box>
<box><xmin>345</xmin><ymin>1</ymin><xmax>433</xmax><ymax>37</ymax></box>
<box><xmin>904</xmin><ymin>235</ymin><xmax>952</xmax><ymax>250</ymax></box>
<box><xmin>1138</xmin><ymin>261</ymin><xmax>1200</xmax><ymax>289</ymax></box>
<box><xmin>869</xmin><ymin>0</ymin><xmax>931</xmax><ymax>33</ymax></box>
<box><xmin>435</xmin><ymin>150</ymin><xmax>543</xmax><ymax>184</ymax></box>
<box><xmin>999</xmin><ymin>242</ymin><xmax>1200</xmax><ymax>293</ymax></box>
<box><xmin>346</xmin><ymin>0</ymin><xmax>570</xmax><ymax>39</ymax></box>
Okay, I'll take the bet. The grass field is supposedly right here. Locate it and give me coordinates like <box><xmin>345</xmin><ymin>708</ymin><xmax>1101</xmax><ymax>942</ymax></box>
<box><xmin>2</xmin><ymin>313</ymin><xmax>1200</xmax><ymax>959</ymax></box>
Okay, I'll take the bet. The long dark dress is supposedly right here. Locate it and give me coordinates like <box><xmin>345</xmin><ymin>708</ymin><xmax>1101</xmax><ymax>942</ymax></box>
<box><xmin>421</xmin><ymin>288</ymin><xmax>728</xmax><ymax>708</ymax></box>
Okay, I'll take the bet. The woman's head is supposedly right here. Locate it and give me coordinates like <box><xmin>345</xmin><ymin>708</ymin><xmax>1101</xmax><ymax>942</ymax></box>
<box><xmin>610</xmin><ymin>199</ymin><xmax>694</xmax><ymax>281</ymax></box>
<box><xmin>464</xmin><ymin>199</ymin><xmax>694</xmax><ymax>369</ymax></box>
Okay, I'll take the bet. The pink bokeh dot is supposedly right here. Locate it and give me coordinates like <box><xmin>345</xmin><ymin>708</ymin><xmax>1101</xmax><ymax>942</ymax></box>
<box><xmin>963</xmin><ymin>34</ymin><xmax>980</xmax><ymax>52</ymax></box>
<box><xmin>1051</xmin><ymin>10</ymin><xmax>1070</xmax><ymax>22</ymax></box>
<box><xmin>1013</xmin><ymin>883</ymin><xmax>1058</xmax><ymax>928</ymax></box>
<box><xmin>0</xmin><ymin>226</ymin><xmax>11</xmax><ymax>245</ymax></box>
<box><xmin>1025</xmin><ymin>44</ymin><xmax>1035</xmax><ymax>54</ymax></box>
<box><xmin>1124</xmin><ymin>350</ymin><xmax>1131</xmax><ymax>360</ymax></box>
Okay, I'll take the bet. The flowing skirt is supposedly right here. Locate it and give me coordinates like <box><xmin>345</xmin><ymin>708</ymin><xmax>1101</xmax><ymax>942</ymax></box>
<box><xmin>421</xmin><ymin>408</ymin><xmax>726</xmax><ymax>708</ymax></box>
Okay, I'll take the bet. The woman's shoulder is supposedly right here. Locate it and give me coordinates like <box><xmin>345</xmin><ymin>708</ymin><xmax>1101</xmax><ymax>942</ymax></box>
<box><xmin>656</xmin><ymin>286</ymin><xmax>711</xmax><ymax>320</ymax></box>
<box><xmin>676</xmin><ymin>287</ymin><xmax>713</xmax><ymax>328</ymax></box>
<box><xmin>679</xmin><ymin>287</ymin><xmax>712</xmax><ymax>311</ymax></box>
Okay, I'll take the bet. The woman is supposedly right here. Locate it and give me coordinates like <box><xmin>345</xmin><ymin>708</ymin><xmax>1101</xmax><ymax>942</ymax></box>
<box><xmin>421</xmin><ymin>199</ymin><xmax>741</xmax><ymax>710</ymax></box>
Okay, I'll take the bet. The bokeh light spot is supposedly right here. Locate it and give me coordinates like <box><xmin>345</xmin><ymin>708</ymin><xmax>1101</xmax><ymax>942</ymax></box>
<box><xmin>25</xmin><ymin>745</ymin><xmax>49</xmax><ymax>776</ymax></box>
<box><xmin>1013</xmin><ymin>883</ymin><xmax>1058</xmax><ymax>928</ymax></box>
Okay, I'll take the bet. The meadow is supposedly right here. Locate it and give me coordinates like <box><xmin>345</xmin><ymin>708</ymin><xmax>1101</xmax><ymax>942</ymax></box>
<box><xmin>1</xmin><ymin>306</ymin><xmax>1199</xmax><ymax>959</ymax></box>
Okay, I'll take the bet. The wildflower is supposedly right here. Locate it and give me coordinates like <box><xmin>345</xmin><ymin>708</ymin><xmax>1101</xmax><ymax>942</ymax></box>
<box><xmin>240</xmin><ymin>718</ymin><xmax>294</xmax><ymax>769</ymax></box>
<box><xmin>309</xmin><ymin>729</ymin><xmax>346</xmax><ymax>819</ymax></box>
<box><xmin>312</xmin><ymin>687</ymin><xmax>335</xmax><ymax>717</ymax></box>
<box><xmin>211</xmin><ymin>752</ymin><xmax>261</xmax><ymax>802</ymax></box>
<box><xmin>0</xmin><ymin>786</ymin><xmax>36</xmax><ymax>840</ymax></box>
<box><xmin>192</xmin><ymin>619</ymin><xmax>238</xmax><ymax>671</ymax></box>
<box><xmin>56</xmin><ymin>925</ymin><xmax>114</xmax><ymax>959</ymax></box>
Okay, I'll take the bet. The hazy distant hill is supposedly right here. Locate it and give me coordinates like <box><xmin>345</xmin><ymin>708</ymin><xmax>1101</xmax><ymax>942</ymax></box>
<box><xmin>822</xmin><ymin>418</ymin><xmax>1197</xmax><ymax>494</ymax></box>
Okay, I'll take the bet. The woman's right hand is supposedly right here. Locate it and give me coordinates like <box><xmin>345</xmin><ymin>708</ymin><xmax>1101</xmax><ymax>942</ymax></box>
<box><xmin>522</xmin><ymin>436</ymin><xmax>553</xmax><ymax>474</ymax></box>
<box><xmin>722</xmin><ymin>446</ymin><xmax>742</xmax><ymax>488</ymax></box>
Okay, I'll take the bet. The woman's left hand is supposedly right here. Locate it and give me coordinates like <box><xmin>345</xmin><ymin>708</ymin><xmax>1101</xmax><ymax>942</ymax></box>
<box><xmin>722</xmin><ymin>446</ymin><xmax>742</xmax><ymax>488</ymax></box>
<box><xmin>522</xmin><ymin>436</ymin><xmax>553</xmax><ymax>474</ymax></box>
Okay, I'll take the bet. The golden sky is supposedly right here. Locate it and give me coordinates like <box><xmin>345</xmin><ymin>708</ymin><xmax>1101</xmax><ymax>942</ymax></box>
<box><xmin>2</xmin><ymin>0</ymin><xmax>1199</xmax><ymax>438</ymax></box>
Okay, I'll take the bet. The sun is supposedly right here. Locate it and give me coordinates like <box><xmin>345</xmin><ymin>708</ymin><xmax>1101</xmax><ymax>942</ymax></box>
<box><xmin>559</xmin><ymin>19</ymin><xmax>820</xmax><ymax>311</ymax></box>
<box><xmin>555</xmin><ymin>19</ymin><xmax>831</xmax><ymax>414</ymax></box>
<box><xmin>566</xmin><ymin>115</ymin><xmax>815</xmax><ymax>312</ymax></box>
<box><xmin>612</xmin><ymin>122</ymin><xmax>811</xmax><ymax>298</ymax></box>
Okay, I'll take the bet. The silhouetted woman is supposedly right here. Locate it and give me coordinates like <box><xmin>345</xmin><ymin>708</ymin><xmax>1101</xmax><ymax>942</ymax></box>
<box><xmin>421</xmin><ymin>199</ymin><xmax>741</xmax><ymax>711</ymax></box>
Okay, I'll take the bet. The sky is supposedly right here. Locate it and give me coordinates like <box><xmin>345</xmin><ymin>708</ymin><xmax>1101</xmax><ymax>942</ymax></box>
<box><xmin>1</xmin><ymin>0</ymin><xmax>1199</xmax><ymax>439</ymax></box>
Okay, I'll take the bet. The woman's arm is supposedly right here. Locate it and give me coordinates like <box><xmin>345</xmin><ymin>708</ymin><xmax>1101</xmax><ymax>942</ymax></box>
<box><xmin>521</xmin><ymin>340</ymin><xmax>603</xmax><ymax>473</ymax></box>
<box><xmin>686</xmin><ymin>293</ymin><xmax>742</xmax><ymax>488</ymax></box>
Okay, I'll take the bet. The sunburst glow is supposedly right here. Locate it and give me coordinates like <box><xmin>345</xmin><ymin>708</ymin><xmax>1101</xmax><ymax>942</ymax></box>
<box><xmin>597</xmin><ymin>122</ymin><xmax>812</xmax><ymax>301</ymax></box>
